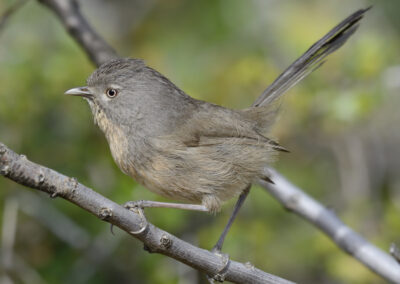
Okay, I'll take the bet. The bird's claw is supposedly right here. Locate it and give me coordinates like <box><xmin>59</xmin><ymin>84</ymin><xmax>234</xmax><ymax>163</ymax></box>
<box><xmin>123</xmin><ymin>200</ymin><xmax>148</xmax><ymax>235</ymax></box>
<box><xmin>124</xmin><ymin>200</ymin><xmax>147</xmax><ymax>210</ymax></box>
<box><xmin>207</xmin><ymin>249</ymin><xmax>230</xmax><ymax>283</ymax></box>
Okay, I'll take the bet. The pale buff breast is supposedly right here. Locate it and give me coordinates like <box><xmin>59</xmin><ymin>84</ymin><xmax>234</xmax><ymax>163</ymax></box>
<box><xmin>91</xmin><ymin>106</ymin><xmax>242</xmax><ymax>212</ymax></box>
<box><xmin>92</xmin><ymin>106</ymin><xmax>199</xmax><ymax>201</ymax></box>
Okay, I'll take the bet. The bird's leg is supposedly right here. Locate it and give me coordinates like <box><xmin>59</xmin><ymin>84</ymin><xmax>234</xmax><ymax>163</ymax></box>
<box><xmin>124</xmin><ymin>200</ymin><xmax>209</xmax><ymax>212</ymax></box>
<box><xmin>122</xmin><ymin>200</ymin><xmax>208</xmax><ymax>236</ymax></box>
<box><xmin>123</xmin><ymin>205</ymin><xmax>149</xmax><ymax>235</ymax></box>
<box><xmin>206</xmin><ymin>185</ymin><xmax>251</xmax><ymax>283</ymax></box>
<box><xmin>212</xmin><ymin>185</ymin><xmax>251</xmax><ymax>253</ymax></box>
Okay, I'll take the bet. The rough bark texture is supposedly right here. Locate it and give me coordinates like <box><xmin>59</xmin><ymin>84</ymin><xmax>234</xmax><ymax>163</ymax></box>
<box><xmin>260</xmin><ymin>169</ymin><xmax>400</xmax><ymax>283</ymax></box>
<box><xmin>1</xmin><ymin>0</ymin><xmax>398</xmax><ymax>282</ymax></box>
<box><xmin>39</xmin><ymin>0</ymin><xmax>118</xmax><ymax>66</ymax></box>
<box><xmin>0</xmin><ymin>143</ymin><xmax>294</xmax><ymax>284</ymax></box>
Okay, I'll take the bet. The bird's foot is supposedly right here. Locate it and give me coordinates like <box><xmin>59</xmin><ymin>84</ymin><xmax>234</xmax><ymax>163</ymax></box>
<box><xmin>206</xmin><ymin>247</ymin><xmax>230</xmax><ymax>283</ymax></box>
<box><xmin>123</xmin><ymin>200</ymin><xmax>148</xmax><ymax>235</ymax></box>
<box><xmin>124</xmin><ymin>200</ymin><xmax>149</xmax><ymax>210</ymax></box>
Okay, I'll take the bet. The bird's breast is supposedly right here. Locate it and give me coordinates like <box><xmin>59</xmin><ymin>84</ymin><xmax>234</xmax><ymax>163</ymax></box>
<box><xmin>93</xmin><ymin>107</ymin><xmax>132</xmax><ymax>175</ymax></box>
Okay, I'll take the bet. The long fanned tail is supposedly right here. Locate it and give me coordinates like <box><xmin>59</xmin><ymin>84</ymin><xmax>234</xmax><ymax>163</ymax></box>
<box><xmin>253</xmin><ymin>7</ymin><xmax>371</xmax><ymax>107</ymax></box>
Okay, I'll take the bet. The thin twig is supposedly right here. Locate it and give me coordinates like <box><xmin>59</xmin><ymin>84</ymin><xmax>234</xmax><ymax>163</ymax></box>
<box><xmin>0</xmin><ymin>142</ymin><xmax>294</xmax><ymax>284</ymax></box>
<box><xmin>390</xmin><ymin>243</ymin><xmax>400</xmax><ymax>264</ymax></box>
<box><xmin>259</xmin><ymin>168</ymin><xmax>400</xmax><ymax>283</ymax></box>
<box><xmin>20</xmin><ymin>1</ymin><xmax>400</xmax><ymax>282</ymax></box>
<box><xmin>38</xmin><ymin>0</ymin><xmax>118</xmax><ymax>66</ymax></box>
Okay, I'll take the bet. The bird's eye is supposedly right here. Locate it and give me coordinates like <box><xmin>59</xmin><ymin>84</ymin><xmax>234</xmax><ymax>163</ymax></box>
<box><xmin>106</xmin><ymin>88</ymin><xmax>118</xmax><ymax>98</ymax></box>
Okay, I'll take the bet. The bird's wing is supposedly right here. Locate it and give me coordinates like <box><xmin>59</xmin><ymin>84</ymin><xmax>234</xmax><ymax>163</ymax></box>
<box><xmin>171</xmin><ymin>103</ymin><xmax>287</xmax><ymax>152</ymax></box>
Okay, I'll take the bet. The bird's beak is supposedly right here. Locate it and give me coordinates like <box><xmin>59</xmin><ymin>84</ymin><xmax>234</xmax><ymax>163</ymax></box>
<box><xmin>64</xmin><ymin>86</ymin><xmax>93</xmax><ymax>98</ymax></box>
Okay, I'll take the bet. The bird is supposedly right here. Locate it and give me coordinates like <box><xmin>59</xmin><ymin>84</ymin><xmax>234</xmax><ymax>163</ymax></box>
<box><xmin>65</xmin><ymin>8</ymin><xmax>368</xmax><ymax>253</ymax></box>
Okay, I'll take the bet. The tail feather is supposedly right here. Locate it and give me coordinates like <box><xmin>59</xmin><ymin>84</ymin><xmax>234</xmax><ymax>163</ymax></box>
<box><xmin>252</xmin><ymin>7</ymin><xmax>371</xmax><ymax>107</ymax></box>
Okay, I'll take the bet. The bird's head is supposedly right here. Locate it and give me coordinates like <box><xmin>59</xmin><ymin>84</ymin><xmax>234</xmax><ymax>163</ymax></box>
<box><xmin>65</xmin><ymin>58</ymin><xmax>148</xmax><ymax>126</ymax></box>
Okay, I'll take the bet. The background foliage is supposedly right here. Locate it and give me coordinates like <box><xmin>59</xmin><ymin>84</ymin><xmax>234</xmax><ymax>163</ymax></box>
<box><xmin>0</xmin><ymin>0</ymin><xmax>399</xmax><ymax>283</ymax></box>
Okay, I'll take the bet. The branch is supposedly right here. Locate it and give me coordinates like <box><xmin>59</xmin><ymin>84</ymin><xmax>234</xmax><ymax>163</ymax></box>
<box><xmin>27</xmin><ymin>1</ymin><xmax>400</xmax><ymax>282</ymax></box>
<box><xmin>390</xmin><ymin>244</ymin><xmax>400</xmax><ymax>264</ymax></box>
<box><xmin>38</xmin><ymin>0</ymin><xmax>118</xmax><ymax>66</ymax></box>
<box><xmin>0</xmin><ymin>142</ymin><xmax>293</xmax><ymax>284</ymax></box>
<box><xmin>0</xmin><ymin>0</ymin><xmax>29</xmax><ymax>34</ymax></box>
<box><xmin>259</xmin><ymin>169</ymin><xmax>400</xmax><ymax>283</ymax></box>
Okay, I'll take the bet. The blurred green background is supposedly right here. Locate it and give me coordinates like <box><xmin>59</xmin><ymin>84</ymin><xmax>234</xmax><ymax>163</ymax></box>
<box><xmin>1</xmin><ymin>0</ymin><xmax>399</xmax><ymax>283</ymax></box>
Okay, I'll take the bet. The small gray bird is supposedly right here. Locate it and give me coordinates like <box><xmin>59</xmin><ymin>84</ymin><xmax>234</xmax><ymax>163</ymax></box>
<box><xmin>65</xmin><ymin>8</ymin><xmax>367</xmax><ymax>251</ymax></box>
<box><xmin>67</xmin><ymin>57</ymin><xmax>284</xmax><ymax>213</ymax></box>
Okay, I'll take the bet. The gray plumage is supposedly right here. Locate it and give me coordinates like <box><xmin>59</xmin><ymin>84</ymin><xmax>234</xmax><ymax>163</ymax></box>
<box><xmin>85</xmin><ymin>58</ymin><xmax>282</xmax><ymax>212</ymax></box>
<box><xmin>65</xmin><ymin>8</ymin><xmax>368</xmax><ymax>213</ymax></box>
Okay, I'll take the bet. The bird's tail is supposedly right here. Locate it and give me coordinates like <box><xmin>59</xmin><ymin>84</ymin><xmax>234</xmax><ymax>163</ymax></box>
<box><xmin>252</xmin><ymin>7</ymin><xmax>370</xmax><ymax>107</ymax></box>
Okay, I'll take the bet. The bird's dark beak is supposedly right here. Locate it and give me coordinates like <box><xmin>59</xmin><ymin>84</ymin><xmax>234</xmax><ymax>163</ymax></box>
<box><xmin>64</xmin><ymin>86</ymin><xmax>93</xmax><ymax>98</ymax></box>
